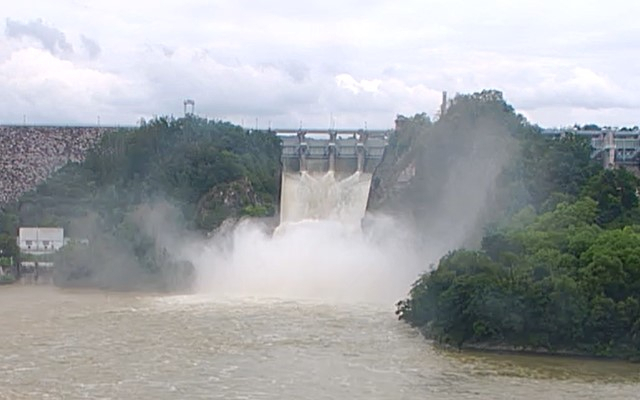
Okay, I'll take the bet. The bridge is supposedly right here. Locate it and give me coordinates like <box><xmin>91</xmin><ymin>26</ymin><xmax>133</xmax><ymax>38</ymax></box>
<box><xmin>541</xmin><ymin>128</ymin><xmax>640</xmax><ymax>170</ymax></box>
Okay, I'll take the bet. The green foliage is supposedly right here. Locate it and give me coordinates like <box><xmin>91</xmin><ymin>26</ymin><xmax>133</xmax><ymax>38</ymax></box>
<box><xmin>0</xmin><ymin>210</ymin><xmax>18</xmax><ymax>235</ymax></box>
<box><xmin>74</xmin><ymin>116</ymin><xmax>281</xmax><ymax>226</ymax></box>
<box><xmin>518</xmin><ymin>133</ymin><xmax>598</xmax><ymax>209</ymax></box>
<box><xmin>398</xmin><ymin>90</ymin><xmax>640</xmax><ymax>360</ymax></box>
<box><xmin>398</xmin><ymin>205</ymin><xmax>640</xmax><ymax>359</ymax></box>
<box><xmin>0</xmin><ymin>233</ymin><xmax>19</xmax><ymax>259</ymax></box>
<box><xmin>242</xmin><ymin>204</ymin><xmax>270</xmax><ymax>217</ymax></box>
<box><xmin>581</xmin><ymin>169</ymin><xmax>640</xmax><ymax>226</ymax></box>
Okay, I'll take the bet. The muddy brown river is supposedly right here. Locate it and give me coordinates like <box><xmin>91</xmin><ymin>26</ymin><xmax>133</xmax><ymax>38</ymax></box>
<box><xmin>1</xmin><ymin>286</ymin><xmax>639</xmax><ymax>399</ymax></box>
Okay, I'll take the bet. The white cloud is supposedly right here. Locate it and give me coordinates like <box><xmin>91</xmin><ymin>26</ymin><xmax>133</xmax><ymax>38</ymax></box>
<box><xmin>335</xmin><ymin>74</ymin><xmax>382</xmax><ymax>94</ymax></box>
<box><xmin>1</xmin><ymin>0</ymin><xmax>639</xmax><ymax>127</ymax></box>
<box><xmin>0</xmin><ymin>47</ymin><xmax>142</xmax><ymax>124</ymax></box>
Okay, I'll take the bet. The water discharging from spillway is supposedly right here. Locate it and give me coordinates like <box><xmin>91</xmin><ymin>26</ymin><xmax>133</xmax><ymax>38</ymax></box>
<box><xmin>279</xmin><ymin>171</ymin><xmax>373</xmax><ymax>226</ymax></box>
<box><xmin>192</xmin><ymin>167</ymin><xmax>423</xmax><ymax>304</ymax></box>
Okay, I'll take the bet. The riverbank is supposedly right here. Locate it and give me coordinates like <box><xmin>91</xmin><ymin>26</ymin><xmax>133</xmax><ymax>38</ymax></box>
<box><xmin>420</xmin><ymin>327</ymin><xmax>640</xmax><ymax>363</ymax></box>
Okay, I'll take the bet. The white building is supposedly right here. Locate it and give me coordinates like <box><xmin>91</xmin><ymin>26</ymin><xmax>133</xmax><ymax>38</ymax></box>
<box><xmin>18</xmin><ymin>227</ymin><xmax>64</xmax><ymax>255</ymax></box>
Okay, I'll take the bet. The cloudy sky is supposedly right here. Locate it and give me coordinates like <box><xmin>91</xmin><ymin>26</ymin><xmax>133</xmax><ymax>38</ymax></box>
<box><xmin>1</xmin><ymin>0</ymin><xmax>639</xmax><ymax>129</ymax></box>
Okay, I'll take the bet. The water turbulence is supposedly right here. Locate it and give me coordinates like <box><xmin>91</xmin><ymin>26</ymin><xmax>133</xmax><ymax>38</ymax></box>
<box><xmin>279</xmin><ymin>171</ymin><xmax>372</xmax><ymax>226</ymax></box>
<box><xmin>192</xmin><ymin>130</ymin><xmax>421</xmax><ymax>303</ymax></box>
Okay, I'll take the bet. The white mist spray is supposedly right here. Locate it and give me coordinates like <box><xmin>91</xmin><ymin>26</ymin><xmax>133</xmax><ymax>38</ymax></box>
<box><xmin>189</xmin><ymin>170</ymin><xmax>424</xmax><ymax>304</ymax></box>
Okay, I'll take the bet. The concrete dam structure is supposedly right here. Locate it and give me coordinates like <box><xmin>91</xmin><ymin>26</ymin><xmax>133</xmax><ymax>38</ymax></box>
<box><xmin>276</xmin><ymin>129</ymin><xmax>388</xmax><ymax>225</ymax></box>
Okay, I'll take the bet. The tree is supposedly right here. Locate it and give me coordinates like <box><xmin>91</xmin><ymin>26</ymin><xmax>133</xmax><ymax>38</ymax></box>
<box><xmin>0</xmin><ymin>233</ymin><xmax>19</xmax><ymax>259</ymax></box>
<box><xmin>582</xmin><ymin>168</ymin><xmax>640</xmax><ymax>226</ymax></box>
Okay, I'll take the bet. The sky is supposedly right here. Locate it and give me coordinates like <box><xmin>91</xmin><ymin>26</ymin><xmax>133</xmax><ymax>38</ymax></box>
<box><xmin>1</xmin><ymin>0</ymin><xmax>639</xmax><ymax>129</ymax></box>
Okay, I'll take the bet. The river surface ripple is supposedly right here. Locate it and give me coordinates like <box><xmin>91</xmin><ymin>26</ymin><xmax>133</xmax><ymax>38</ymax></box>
<box><xmin>1</xmin><ymin>286</ymin><xmax>639</xmax><ymax>399</ymax></box>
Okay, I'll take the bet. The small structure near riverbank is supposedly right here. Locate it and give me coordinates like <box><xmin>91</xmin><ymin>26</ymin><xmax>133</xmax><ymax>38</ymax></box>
<box><xmin>18</xmin><ymin>227</ymin><xmax>64</xmax><ymax>254</ymax></box>
<box><xmin>16</xmin><ymin>227</ymin><xmax>64</xmax><ymax>284</ymax></box>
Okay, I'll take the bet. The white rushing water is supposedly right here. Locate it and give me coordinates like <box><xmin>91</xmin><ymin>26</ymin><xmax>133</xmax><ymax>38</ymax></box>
<box><xmin>190</xmin><ymin>168</ymin><xmax>424</xmax><ymax>304</ymax></box>
<box><xmin>279</xmin><ymin>171</ymin><xmax>373</xmax><ymax>226</ymax></box>
<box><xmin>191</xmin><ymin>214</ymin><xmax>422</xmax><ymax>304</ymax></box>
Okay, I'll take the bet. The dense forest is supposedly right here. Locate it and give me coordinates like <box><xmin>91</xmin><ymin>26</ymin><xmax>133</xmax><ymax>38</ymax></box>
<box><xmin>396</xmin><ymin>91</ymin><xmax>640</xmax><ymax>361</ymax></box>
<box><xmin>0</xmin><ymin>116</ymin><xmax>281</xmax><ymax>289</ymax></box>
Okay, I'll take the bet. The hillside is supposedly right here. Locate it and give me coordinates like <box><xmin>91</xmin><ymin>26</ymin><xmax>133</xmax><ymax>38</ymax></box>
<box><xmin>0</xmin><ymin>116</ymin><xmax>281</xmax><ymax>290</ymax></box>
<box><xmin>395</xmin><ymin>91</ymin><xmax>640</xmax><ymax>361</ymax></box>
<box><xmin>0</xmin><ymin>125</ymin><xmax>110</xmax><ymax>204</ymax></box>
<box><xmin>371</xmin><ymin>90</ymin><xmax>543</xmax><ymax>248</ymax></box>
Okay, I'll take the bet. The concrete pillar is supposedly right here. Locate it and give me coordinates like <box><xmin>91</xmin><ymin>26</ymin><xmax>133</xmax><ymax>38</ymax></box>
<box><xmin>356</xmin><ymin>146</ymin><xmax>364</xmax><ymax>172</ymax></box>
<box><xmin>605</xmin><ymin>130</ymin><xmax>615</xmax><ymax>169</ymax></box>
<box><xmin>356</xmin><ymin>130</ymin><xmax>368</xmax><ymax>173</ymax></box>
<box><xmin>299</xmin><ymin>145</ymin><xmax>307</xmax><ymax>172</ymax></box>
<box><xmin>297</xmin><ymin>130</ymin><xmax>307</xmax><ymax>172</ymax></box>
<box><xmin>328</xmin><ymin>131</ymin><xmax>337</xmax><ymax>172</ymax></box>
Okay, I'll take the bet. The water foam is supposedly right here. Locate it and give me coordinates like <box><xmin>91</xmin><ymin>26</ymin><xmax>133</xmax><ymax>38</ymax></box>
<box><xmin>192</xmin><ymin>217</ymin><xmax>420</xmax><ymax>304</ymax></box>
<box><xmin>190</xmin><ymin>170</ymin><xmax>422</xmax><ymax>304</ymax></box>
<box><xmin>279</xmin><ymin>171</ymin><xmax>372</xmax><ymax>226</ymax></box>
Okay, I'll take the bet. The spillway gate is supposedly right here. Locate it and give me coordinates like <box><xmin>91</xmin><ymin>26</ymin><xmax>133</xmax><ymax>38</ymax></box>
<box><xmin>276</xmin><ymin>129</ymin><xmax>388</xmax><ymax>175</ymax></box>
<box><xmin>274</xmin><ymin>129</ymin><xmax>389</xmax><ymax>225</ymax></box>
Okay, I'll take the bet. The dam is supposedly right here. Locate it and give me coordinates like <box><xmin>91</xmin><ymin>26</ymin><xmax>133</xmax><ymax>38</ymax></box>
<box><xmin>275</xmin><ymin>129</ymin><xmax>389</xmax><ymax>225</ymax></box>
